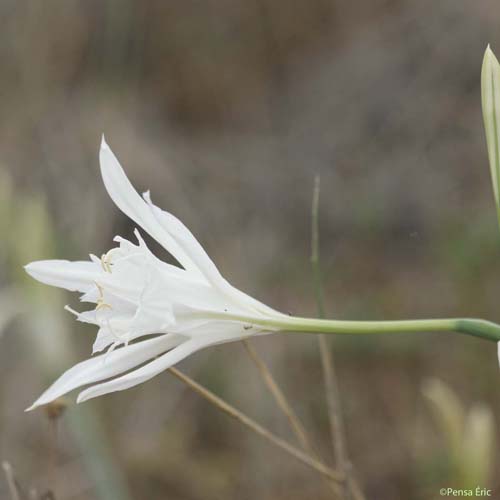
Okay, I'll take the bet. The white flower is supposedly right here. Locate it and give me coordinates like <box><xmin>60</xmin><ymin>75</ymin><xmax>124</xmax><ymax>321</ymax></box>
<box><xmin>25</xmin><ymin>137</ymin><xmax>287</xmax><ymax>409</ymax></box>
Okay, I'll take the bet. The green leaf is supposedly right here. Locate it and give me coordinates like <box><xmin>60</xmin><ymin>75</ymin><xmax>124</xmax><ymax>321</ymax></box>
<box><xmin>481</xmin><ymin>45</ymin><xmax>500</xmax><ymax>230</ymax></box>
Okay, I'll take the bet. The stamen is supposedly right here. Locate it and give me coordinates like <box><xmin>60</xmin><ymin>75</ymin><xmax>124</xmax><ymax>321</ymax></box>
<box><xmin>64</xmin><ymin>305</ymin><xmax>81</xmax><ymax>318</ymax></box>
<box><xmin>94</xmin><ymin>282</ymin><xmax>112</xmax><ymax>311</ymax></box>
<box><xmin>96</xmin><ymin>302</ymin><xmax>112</xmax><ymax>311</ymax></box>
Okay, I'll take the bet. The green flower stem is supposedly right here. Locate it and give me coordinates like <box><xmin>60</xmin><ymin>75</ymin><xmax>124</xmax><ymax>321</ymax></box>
<box><xmin>284</xmin><ymin>317</ymin><xmax>500</xmax><ymax>342</ymax></box>
<box><xmin>281</xmin><ymin>317</ymin><xmax>500</xmax><ymax>342</ymax></box>
<box><xmin>214</xmin><ymin>314</ymin><xmax>500</xmax><ymax>342</ymax></box>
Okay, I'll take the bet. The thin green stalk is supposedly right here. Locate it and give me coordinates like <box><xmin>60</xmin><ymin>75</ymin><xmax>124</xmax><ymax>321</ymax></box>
<box><xmin>311</xmin><ymin>176</ymin><xmax>326</xmax><ymax>319</ymax></box>
<box><xmin>206</xmin><ymin>313</ymin><xmax>500</xmax><ymax>343</ymax></box>
<box><xmin>311</xmin><ymin>175</ymin><xmax>353</xmax><ymax>500</ymax></box>
<box><xmin>67</xmin><ymin>405</ymin><xmax>132</xmax><ymax>500</ymax></box>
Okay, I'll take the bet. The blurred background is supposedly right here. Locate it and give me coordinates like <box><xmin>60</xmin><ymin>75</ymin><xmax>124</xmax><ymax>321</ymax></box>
<box><xmin>1</xmin><ymin>1</ymin><xmax>500</xmax><ymax>499</ymax></box>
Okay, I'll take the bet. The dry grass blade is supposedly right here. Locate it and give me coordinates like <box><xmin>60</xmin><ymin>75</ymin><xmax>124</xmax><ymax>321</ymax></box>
<box><xmin>168</xmin><ymin>367</ymin><xmax>344</xmax><ymax>483</ymax></box>
<box><xmin>241</xmin><ymin>339</ymin><xmax>313</xmax><ymax>452</ymax></box>
<box><xmin>242</xmin><ymin>341</ymin><xmax>344</xmax><ymax>498</ymax></box>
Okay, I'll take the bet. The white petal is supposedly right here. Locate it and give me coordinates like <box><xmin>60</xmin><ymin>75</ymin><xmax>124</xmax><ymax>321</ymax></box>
<box><xmin>144</xmin><ymin>192</ymin><xmax>285</xmax><ymax>318</ymax></box>
<box><xmin>99</xmin><ymin>137</ymin><xmax>201</xmax><ymax>276</ymax></box>
<box><xmin>26</xmin><ymin>333</ymin><xmax>184</xmax><ymax>410</ymax></box>
<box><xmin>143</xmin><ymin>191</ymin><xmax>223</xmax><ymax>283</ymax></box>
<box><xmin>25</xmin><ymin>260</ymin><xmax>100</xmax><ymax>293</ymax></box>
<box><xmin>100</xmin><ymin>139</ymin><xmax>285</xmax><ymax>320</ymax></box>
<box><xmin>92</xmin><ymin>328</ymin><xmax>115</xmax><ymax>353</ymax></box>
<box><xmin>77</xmin><ymin>338</ymin><xmax>205</xmax><ymax>402</ymax></box>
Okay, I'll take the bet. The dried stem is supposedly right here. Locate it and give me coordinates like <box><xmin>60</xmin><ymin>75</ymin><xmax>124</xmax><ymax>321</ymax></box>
<box><xmin>241</xmin><ymin>339</ymin><xmax>313</xmax><ymax>452</ymax></box>
<box><xmin>168</xmin><ymin>367</ymin><xmax>343</xmax><ymax>483</ymax></box>
<box><xmin>242</xmin><ymin>338</ymin><xmax>345</xmax><ymax>498</ymax></box>
<box><xmin>311</xmin><ymin>175</ymin><xmax>357</xmax><ymax>500</ymax></box>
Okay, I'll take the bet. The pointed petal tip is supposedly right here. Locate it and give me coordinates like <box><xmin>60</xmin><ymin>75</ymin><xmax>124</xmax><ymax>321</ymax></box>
<box><xmin>76</xmin><ymin>392</ymin><xmax>90</xmax><ymax>404</ymax></box>
<box><xmin>484</xmin><ymin>44</ymin><xmax>500</xmax><ymax>66</ymax></box>
<box><xmin>25</xmin><ymin>397</ymin><xmax>44</xmax><ymax>412</ymax></box>
<box><xmin>24</xmin><ymin>261</ymin><xmax>44</xmax><ymax>275</ymax></box>
<box><xmin>100</xmin><ymin>134</ymin><xmax>109</xmax><ymax>150</ymax></box>
<box><xmin>24</xmin><ymin>261</ymin><xmax>40</xmax><ymax>278</ymax></box>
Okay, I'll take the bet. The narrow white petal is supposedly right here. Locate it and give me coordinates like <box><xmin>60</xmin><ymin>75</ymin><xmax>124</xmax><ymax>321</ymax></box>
<box><xmin>77</xmin><ymin>338</ymin><xmax>204</xmax><ymax>402</ymax></box>
<box><xmin>92</xmin><ymin>327</ymin><xmax>117</xmax><ymax>353</ymax></box>
<box><xmin>144</xmin><ymin>192</ymin><xmax>285</xmax><ymax>318</ymax></box>
<box><xmin>25</xmin><ymin>260</ymin><xmax>100</xmax><ymax>293</ymax></box>
<box><xmin>143</xmin><ymin>191</ymin><xmax>223</xmax><ymax>283</ymax></box>
<box><xmin>221</xmin><ymin>284</ymin><xmax>286</xmax><ymax>318</ymax></box>
<box><xmin>99</xmin><ymin>139</ymin><xmax>284</xmax><ymax>320</ymax></box>
<box><xmin>99</xmin><ymin>138</ymin><xmax>201</xmax><ymax>276</ymax></box>
<box><xmin>26</xmin><ymin>334</ymin><xmax>184</xmax><ymax>410</ymax></box>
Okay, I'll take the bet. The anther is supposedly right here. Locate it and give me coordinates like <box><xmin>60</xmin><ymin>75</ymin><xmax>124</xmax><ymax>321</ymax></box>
<box><xmin>94</xmin><ymin>282</ymin><xmax>112</xmax><ymax>311</ymax></box>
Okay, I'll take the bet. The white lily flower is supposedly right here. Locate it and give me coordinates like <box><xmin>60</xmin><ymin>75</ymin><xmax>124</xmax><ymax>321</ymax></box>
<box><xmin>25</xmin><ymin>134</ymin><xmax>500</xmax><ymax>409</ymax></box>
<box><xmin>25</xmin><ymin>137</ymin><xmax>287</xmax><ymax>409</ymax></box>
